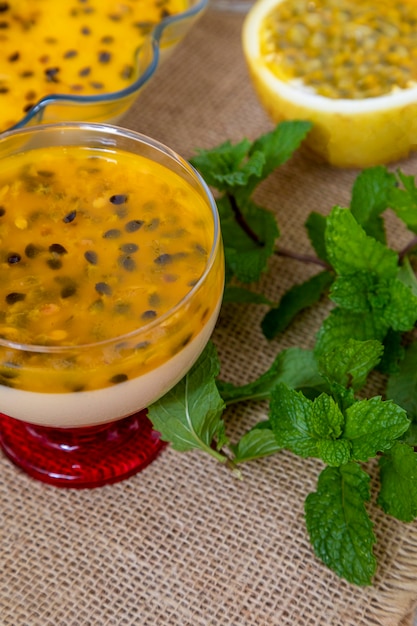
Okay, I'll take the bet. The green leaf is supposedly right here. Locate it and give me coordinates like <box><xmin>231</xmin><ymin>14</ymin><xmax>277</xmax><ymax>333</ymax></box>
<box><xmin>219</xmin><ymin>195</ymin><xmax>279</xmax><ymax>283</ymax></box>
<box><xmin>305</xmin><ymin>211</ymin><xmax>329</xmax><ymax>262</ymax></box>
<box><xmin>231</xmin><ymin>421</ymin><xmax>281</xmax><ymax>463</ymax></box>
<box><xmin>248</xmin><ymin>120</ymin><xmax>312</xmax><ymax>184</ymax></box>
<box><xmin>318</xmin><ymin>338</ymin><xmax>383</xmax><ymax>392</ymax></box>
<box><xmin>349</xmin><ymin>165</ymin><xmax>396</xmax><ymax>242</ymax></box>
<box><xmin>388</xmin><ymin>171</ymin><xmax>417</xmax><ymax>235</ymax></box>
<box><xmin>305</xmin><ymin>463</ymin><xmax>377</xmax><ymax>586</ymax></box>
<box><xmin>315</xmin><ymin>307</ymin><xmax>389</xmax><ymax>356</ymax></box>
<box><xmin>386</xmin><ymin>341</ymin><xmax>417</xmax><ymax>420</ymax></box>
<box><xmin>378</xmin><ymin>442</ymin><xmax>417</xmax><ymax>522</ymax></box>
<box><xmin>217</xmin><ymin>347</ymin><xmax>325</xmax><ymax>405</ymax></box>
<box><xmin>261</xmin><ymin>271</ymin><xmax>333</xmax><ymax>339</ymax></box>
<box><xmin>269</xmin><ymin>385</ymin><xmax>350</xmax><ymax>465</ymax></box>
<box><xmin>222</xmin><ymin>285</ymin><xmax>274</xmax><ymax>305</ymax></box>
<box><xmin>381</xmin><ymin>278</ymin><xmax>417</xmax><ymax>331</ymax></box>
<box><xmin>189</xmin><ymin>137</ymin><xmax>258</xmax><ymax>191</ymax></box>
<box><xmin>325</xmin><ymin>206</ymin><xmax>398</xmax><ymax>278</ymax></box>
<box><xmin>147</xmin><ymin>342</ymin><xmax>227</xmax><ymax>462</ymax></box>
<box><xmin>343</xmin><ymin>397</ymin><xmax>410</xmax><ymax>461</ymax></box>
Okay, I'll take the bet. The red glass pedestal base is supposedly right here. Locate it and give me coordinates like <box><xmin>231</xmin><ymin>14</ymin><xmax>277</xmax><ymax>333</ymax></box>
<box><xmin>0</xmin><ymin>411</ymin><xmax>166</xmax><ymax>488</ymax></box>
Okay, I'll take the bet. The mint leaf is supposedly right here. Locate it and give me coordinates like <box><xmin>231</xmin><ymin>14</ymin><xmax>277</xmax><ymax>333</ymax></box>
<box><xmin>189</xmin><ymin>138</ymin><xmax>261</xmax><ymax>191</ymax></box>
<box><xmin>349</xmin><ymin>165</ymin><xmax>396</xmax><ymax>242</ymax></box>
<box><xmin>223</xmin><ymin>285</ymin><xmax>274</xmax><ymax>306</ymax></box>
<box><xmin>325</xmin><ymin>206</ymin><xmax>398</xmax><ymax>278</ymax></box>
<box><xmin>218</xmin><ymin>195</ymin><xmax>279</xmax><ymax>283</ymax></box>
<box><xmin>343</xmin><ymin>397</ymin><xmax>409</xmax><ymax>461</ymax></box>
<box><xmin>261</xmin><ymin>271</ymin><xmax>333</xmax><ymax>339</ymax></box>
<box><xmin>378</xmin><ymin>442</ymin><xmax>417</xmax><ymax>522</ymax></box>
<box><xmin>147</xmin><ymin>342</ymin><xmax>227</xmax><ymax>462</ymax></box>
<box><xmin>305</xmin><ymin>463</ymin><xmax>377</xmax><ymax>586</ymax></box>
<box><xmin>269</xmin><ymin>384</ymin><xmax>350</xmax><ymax>465</ymax></box>
<box><xmin>388</xmin><ymin>171</ymin><xmax>417</xmax><ymax>234</ymax></box>
<box><xmin>315</xmin><ymin>308</ymin><xmax>389</xmax><ymax>356</ymax></box>
<box><xmin>386</xmin><ymin>341</ymin><xmax>417</xmax><ymax>420</ymax></box>
<box><xmin>231</xmin><ymin>421</ymin><xmax>281</xmax><ymax>463</ymax></box>
<box><xmin>305</xmin><ymin>211</ymin><xmax>328</xmax><ymax>262</ymax></box>
<box><xmin>217</xmin><ymin>347</ymin><xmax>325</xmax><ymax>405</ymax></box>
<box><xmin>248</xmin><ymin>120</ymin><xmax>312</xmax><ymax>183</ymax></box>
<box><xmin>318</xmin><ymin>338</ymin><xmax>383</xmax><ymax>392</ymax></box>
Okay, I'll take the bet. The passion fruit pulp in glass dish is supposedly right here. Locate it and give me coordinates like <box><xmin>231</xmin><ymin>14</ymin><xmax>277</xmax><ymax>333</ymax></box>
<box><xmin>0</xmin><ymin>122</ymin><xmax>224</xmax><ymax>487</ymax></box>
<box><xmin>0</xmin><ymin>0</ymin><xmax>207</xmax><ymax>134</ymax></box>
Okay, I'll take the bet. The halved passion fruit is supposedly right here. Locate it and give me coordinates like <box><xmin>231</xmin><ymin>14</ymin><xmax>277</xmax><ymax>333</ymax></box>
<box><xmin>243</xmin><ymin>0</ymin><xmax>417</xmax><ymax>168</ymax></box>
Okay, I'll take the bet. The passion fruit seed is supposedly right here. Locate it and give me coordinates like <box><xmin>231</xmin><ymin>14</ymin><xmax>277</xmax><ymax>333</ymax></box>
<box><xmin>95</xmin><ymin>282</ymin><xmax>112</xmax><ymax>296</ymax></box>
<box><xmin>84</xmin><ymin>250</ymin><xmax>98</xmax><ymax>265</ymax></box>
<box><xmin>261</xmin><ymin>0</ymin><xmax>417</xmax><ymax>99</ymax></box>
<box><xmin>6</xmin><ymin>292</ymin><xmax>26</xmax><ymax>305</ymax></box>
<box><xmin>7</xmin><ymin>253</ymin><xmax>21</xmax><ymax>264</ymax></box>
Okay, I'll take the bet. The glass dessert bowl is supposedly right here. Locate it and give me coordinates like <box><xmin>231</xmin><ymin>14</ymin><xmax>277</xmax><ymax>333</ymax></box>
<box><xmin>0</xmin><ymin>0</ymin><xmax>207</xmax><ymax>134</ymax></box>
<box><xmin>0</xmin><ymin>122</ymin><xmax>224</xmax><ymax>487</ymax></box>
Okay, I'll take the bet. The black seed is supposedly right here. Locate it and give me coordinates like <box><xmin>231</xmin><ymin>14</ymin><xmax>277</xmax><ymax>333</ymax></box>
<box><xmin>180</xmin><ymin>333</ymin><xmax>193</xmax><ymax>347</ymax></box>
<box><xmin>125</xmin><ymin>219</ymin><xmax>143</xmax><ymax>232</ymax></box>
<box><xmin>61</xmin><ymin>284</ymin><xmax>77</xmax><ymax>298</ymax></box>
<box><xmin>141</xmin><ymin>310</ymin><xmax>157</xmax><ymax>321</ymax></box>
<box><xmin>37</xmin><ymin>169</ymin><xmax>54</xmax><ymax>178</ymax></box>
<box><xmin>0</xmin><ymin>87</ymin><xmax>9</xmax><ymax>93</ymax></box>
<box><xmin>79</xmin><ymin>66</ymin><xmax>91</xmax><ymax>76</ymax></box>
<box><xmin>8</xmin><ymin>51</ymin><xmax>19</xmax><ymax>62</ymax></box>
<box><xmin>118</xmin><ymin>255</ymin><xmax>136</xmax><ymax>272</ymax></box>
<box><xmin>135</xmin><ymin>341</ymin><xmax>150</xmax><ymax>350</ymax></box>
<box><xmin>47</xmin><ymin>258</ymin><xmax>62</xmax><ymax>270</ymax></box>
<box><xmin>90</xmin><ymin>81</ymin><xmax>104</xmax><ymax>89</ymax></box>
<box><xmin>0</xmin><ymin>206</ymin><xmax>5</xmax><ymax>217</ymax></box>
<box><xmin>63</xmin><ymin>209</ymin><xmax>77</xmax><ymax>223</ymax></box>
<box><xmin>0</xmin><ymin>20</ymin><xmax>9</xmax><ymax>28</ymax></box>
<box><xmin>95</xmin><ymin>282</ymin><xmax>112</xmax><ymax>296</ymax></box>
<box><xmin>81</xmin><ymin>26</ymin><xmax>91</xmax><ymax>35</ymax></box>
<box><xmin>110</xmin><ymin>194</ymin><xmax>128</xmax><ymax>205</ymax></box>
<box><xmin>7</xmin><ymin>253</ymin><xmax>21</xmax><ymax>264</ymax></box>
<box><xmin>154</xmin><ymin>253</ymin><xmax>173</xmax><ymax>265</ymax></box>
<box><xmin>84</xmin><ymin>250</ymin><xmax>98</xmax><ymax>265</ymax></box>
<box><xmin>20</xmin><ymin>71</ymin><xmax>33</xmax><ymax>78</ymax></box>
<box><xmin>49</xmin><ymin>243</ymin><xmax>67</xmax><ymax>254</ymax></box>
<box><xmin>120</xmin><ymin>65</ymin><xmax>133</xmax><ymax>79</ymax></box>
<box><xmin>25</xmin><ymin>243</ymin><xmax>42</xmax><ymax>258</ymax></box>
<box><xmin>44</xmin><ymin>67</ymin><xmax>60</xmax><ymax>82</ymax></box>
<box><xmin>64</xmin><ymin>49</ymin><xmax>78</xmax><ymax>58</ymax></box>
<box><xmin>109</xmin><ymin>373</ymin><xmax>128</xmax><ymax>384</ymax></box>
<box><xmin>98</xmin><ymin>50</ymin><xmax>111</xmax><ymax>63</ymax></box>
<box><xmin>0</xmin><ymin>3</ymin><xmax>9</xmax><ymax>12</ymax></box>
<box><xmin>118</xmin><ymin>256</ymin><xmax>136</xmax><ymax>272</ymax></box>
<box><xmin>103</xmin><ymin>228</ymin><xmax>121</xmax><ymax>239</ymax></box>
<box><xmin>23</xmin><ymin>103</ymin><xmax>34</xmax><ymax>113</ymax></box>
<box><xmin>101</xmin><ymin>35</ymin><xmax>114</xmax><ymax>44</ymax></box>
<box><xmin>148</xmin><ymin>292</ymin><xmax>160</xmax><ymax>307</ymax></box>
<box><xmin>120</xmin><ymin>243</ymin><xmax>138</xmax><ymax>254</ymax></box>
<box><xmin>6</xmin><ymin>292</ymin><xmax>25</xmax><ymax>304</ymax></box>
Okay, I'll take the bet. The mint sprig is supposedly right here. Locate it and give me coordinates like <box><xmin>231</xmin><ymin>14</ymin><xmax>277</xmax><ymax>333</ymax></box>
<box><xmin>147</xmin><ymin>122</ymin><xmax>417</xmax><ymax>586</ymax></box>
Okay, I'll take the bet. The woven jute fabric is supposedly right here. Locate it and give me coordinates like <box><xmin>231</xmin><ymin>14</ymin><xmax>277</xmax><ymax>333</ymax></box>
<box><xmin>2</xmin><ymin>7</ymin><xmax>417</xmax><ymax>626</ymax></box>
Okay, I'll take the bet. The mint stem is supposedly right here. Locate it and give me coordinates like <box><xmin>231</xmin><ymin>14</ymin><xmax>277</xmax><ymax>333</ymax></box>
<box><xmin>276</xmin><ymin>246</ymin><xmax>332</xmax><ymax>270</ymax></box>
<box><xmin>227</xmin><ymin>192</ymin><xmax>265</xmax><ymax>247</ymax></box>
<box><xmin>399</xmin><ymin>236</ymin><xmax>417</xmax><ymax>262</ymax></box>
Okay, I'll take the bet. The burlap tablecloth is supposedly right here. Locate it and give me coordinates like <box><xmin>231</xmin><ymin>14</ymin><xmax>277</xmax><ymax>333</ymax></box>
<box><xmin>2</xmin><ymin>7</ymin><xmax>417</xmax><ymax>626</ymax></box>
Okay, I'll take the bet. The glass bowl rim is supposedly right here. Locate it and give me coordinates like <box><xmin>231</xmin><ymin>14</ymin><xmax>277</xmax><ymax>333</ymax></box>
<box><xmin>5</xmin><ymin>0</ymin><xmax>208</xmax><ymax>134</ymax></box>
<box><xmin>0</xmin><ymin>120</ymin><xmax>222</xmax><ymax>354</ymax></box>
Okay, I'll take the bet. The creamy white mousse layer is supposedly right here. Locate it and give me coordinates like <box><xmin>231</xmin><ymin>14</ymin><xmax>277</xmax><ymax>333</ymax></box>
<box><xmin>0</xmin><ymin>303</ymin><xmax>221</xmax><ymax>428</ymax></box>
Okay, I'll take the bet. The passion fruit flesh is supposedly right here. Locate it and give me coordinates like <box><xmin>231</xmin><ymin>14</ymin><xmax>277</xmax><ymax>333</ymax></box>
<box><xmin>242</xmin><ymin>0</ymin><xmax>417</xmax><ymax>168</ymax></box>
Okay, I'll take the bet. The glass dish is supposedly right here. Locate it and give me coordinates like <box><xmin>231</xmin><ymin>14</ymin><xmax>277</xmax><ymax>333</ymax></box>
<box><xmin>1</xmin><ymin>0</ymin><xmax>207</xmax><ymax>134</ymax></box>
<box><xmin>0</xmin><ymin>122</ymin><xmax>224</xmax><ymax>487</ymax></box>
